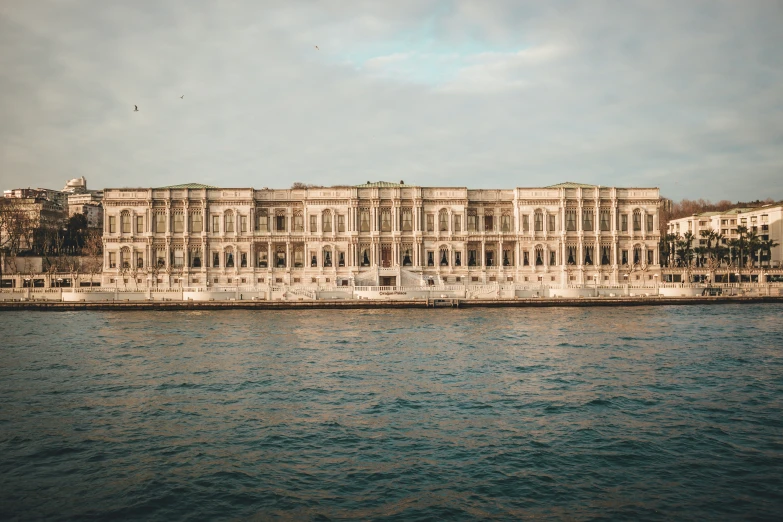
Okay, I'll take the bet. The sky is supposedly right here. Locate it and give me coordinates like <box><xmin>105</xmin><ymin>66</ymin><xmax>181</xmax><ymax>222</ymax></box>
<box><xmin>1</xmin><ymin>0</ymin><xmax>782</xmax><ymax>202</ymax></box>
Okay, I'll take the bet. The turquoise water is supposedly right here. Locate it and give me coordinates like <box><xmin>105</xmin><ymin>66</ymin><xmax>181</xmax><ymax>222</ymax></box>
<box><xmin>1</xmin><ymin>306</ymin><xmax>782</xmax><ymax>520</ymax></box>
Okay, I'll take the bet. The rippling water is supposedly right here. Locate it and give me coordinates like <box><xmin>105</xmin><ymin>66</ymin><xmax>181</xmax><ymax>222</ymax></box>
<box><xmin>1</xmin><ymin>305</ymin><xmax>782</xmax><ymax>520</ymax></box>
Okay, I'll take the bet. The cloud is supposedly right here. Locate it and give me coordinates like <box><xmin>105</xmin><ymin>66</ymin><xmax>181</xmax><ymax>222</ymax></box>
<box><xmin>0</xmin><ymin>0</ymin><xmax>782</xmax><ymax>202</ymax></box>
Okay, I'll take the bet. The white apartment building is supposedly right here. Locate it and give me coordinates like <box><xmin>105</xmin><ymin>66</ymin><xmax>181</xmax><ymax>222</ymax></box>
<box><xmin>101</xmin><ymin>182</ymin><xmax>662</xmax><ymax>288</ymax></box>
<box><xmin>667</xmin><ymin>204</ymin><xmax>783</xmax><ymax>267</ymax></box>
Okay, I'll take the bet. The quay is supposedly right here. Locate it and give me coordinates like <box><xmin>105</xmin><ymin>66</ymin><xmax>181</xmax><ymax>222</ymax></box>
<box><xmin>1</xmin><ymin>294</ymin><xmax>782</xmax><ymax>311</ymax></box>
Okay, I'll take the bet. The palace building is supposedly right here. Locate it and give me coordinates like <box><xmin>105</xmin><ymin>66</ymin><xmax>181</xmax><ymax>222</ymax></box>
<box><xmin>100</xmin><ymin>182</ymin><xmax>663</xmax><ymax>288</ymax></box>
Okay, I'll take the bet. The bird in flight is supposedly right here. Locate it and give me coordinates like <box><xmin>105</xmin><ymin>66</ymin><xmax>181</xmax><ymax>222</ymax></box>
<box><xmin>314</xmin><ymin>45</ymin><xmax>319</xmax><ymax>50</ymax></box>
<box><xmin>134</xmin><ymin>105</ymin><xmax>138</xmax><ymax>112</ymax></box>
<box><xmin>180</xmin><ymin>95</ymin><xmax>184</xmax><ymax>99</ymax></box>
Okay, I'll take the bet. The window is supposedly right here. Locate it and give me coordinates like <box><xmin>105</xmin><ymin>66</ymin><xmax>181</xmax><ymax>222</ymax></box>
<box><xmin>567</xmin><ymin>246</ymin><xmax>576</xmax><ymax>265</ymax></box>
<box><xmin>584</xmin><ymin>246</ymin><xmax>593</xmax><ymax>265</ymax></box>
<box><xmin>294</xmin><ymin>247</ymin><xmax>303</xmax><ymax>268</ymax></box>
<box><xmin>523</xmin><ymin>251</ymin><xmax>529</xmax><ymax>266</ymax></box>
<box><xmin>467</xmin><ymin>212</ymin><xmax>477</xmax><ymax>232</ymax></box>
<box><xmin>601</xmin><ymin>246</ymin><xmax>611</xmax><ymax>265</ymax></box>
<box><xmin>621</xmin><ymin>214</ymin><xmax>628</xmax><ymax>232</ymax></box>
<box><xmin>484</xmin><ymin>215</ymin><xmax>494</xmax><ymax>232</ymax></box>
<box><xmin>427</xmin><ymin>251</ymin><xmax>434</xmax><ymax>267</ymax></box>
<box><xmin>190</xmin><ymin>213</ymin><xmax>202</xmax><ymax>233</ymax></box>
<box><xmin>240</xmin><ymin>215</ymin><xmax>248</xmax><ymax>233</ymax></box>
<box><xmin>156</xmin><ymin>249</ymin><xmax>166</xmax><ymax>268</ymax></box>
<box><xmin>226</xmin><ymin>251</ymin><xmax>235</xmax><ymax>267</ymax></box>
<box><xmin>311</xmin><ymin>251</ymin><xmax>318</xmax><ymax>267</ymax></box>
<box><xmin>401</xmin><ymin>209</ymin><xmax>412</xmax><ymax>231</ymax></box>
<box><xmin>241</xmin><ymin>252</ymin><xmax>247</xmax><ymax>268</ymax></box>
<box><xmin>549</xmin><ymin>214</ymin><xmax>556</xmax><ymax>232</ymax></box>
<box><xmin>258</xmin><ymin>249</ymin><xmax>268</xmax><ymax>268</ymax></box>
<box><xmin>599</xmin><ymin>210</ymin><xmax>610</xmax><ymax>232</ymax></box>
<box><xmin>381</xmin><ymin>209</ymin><xmax>391</xmax><ymax>232</ymax></box>
<box><xmin>440</xmin><ymin>248</ymin><xmax>449</xmax><ymax>266</ymax></box>
<box><xmin>136</xmin><ymin>251</ymin><xmax>144</xmax><ymax>268</ymax></box>
<box><xmin>293</xmin><ymin>214</ymin><xmax>303</xmax><ymax>232</ymax></box>
<box><xmin>439</xmin><ymin>211</ymin><xmax>448</xmax><ymax>232</ymax></box>
<box><xmin>646</xmin><ymin>215</ymin><xmax>653</xmax><ymax>233</ymax></box>
<box><xmin>633</xmin><ymin>210</ymin><xmax>641</xmax><ymax>232</ymax></box>
<box><xmin>534</xmin><ymin>212</ymin><xmax>543</xmax><ymax>232</ymax></box>
<box><xmin>212</xmin><ymin>215</ymin><xmax>219</xmax><ymax>233</ymax></box>
<box><xmin>501</xmin><ymin>215</ymin><xmax>511</xmax><ymax>232</ymax></box>
<box><xmin>108</xmin><ymin>251</ymin><xmax>116</xmax><ymax>268</ymax></box>
<box><xmin>275</xmin><ymin>215</ymin><xmax>286</xmax><ymax>232</ymax></box>
<box><xmin>173</xmin><ymin>249</ymin><xmax>184</xmax><ymax>267</ymax></box>
<box><xmin>453</xmin><ymin>215</ymin><xmax>461</xmax><ymax>233</ymax></box>
<box><xmin>257</xmin><ymin>211</ymin><xmax>268</xmax><ymax>232</ymax></box>
<box><xmin>455</xmin><ymin>251</ymin><xmax>461</xmax><ymax>266</ymax></box>
<box><xmin>550</xmin><ymin>251</ymin><xmax>557</xmax><ymax>265</ymax></box>
<box><xmin>324</xmin><ymin>249</ymin><xmax>333</xmax><ymax>267</ymax></box>
<box><xmin>402</xmin><ymin>246</ymin><xmax>413</xmax><ymax>266</ymax></box>
<box><xmin>503</xmin><ymin>248</ymin><xmax>513</xmax><ymax>267</ymax></box>
<box><xmin>323</xmin><ymin>212</ymin><xmax>333</xmax><ymax>232</ymax></box>
<box><xmin>522</xmin><ymin>214</ymin><xmax>529</xmax><ymax>233</ymax></box>
<box><xmin>426</xmin><ymin>214</ymin><xmax>434</xmax><ymax>232</ymax></box>
<box><xmin>360</xmin><ymin>210</ymin><xmax>370</xmax><ymax>232</ymax></box>
<box><xmin>136</xmin><ymin>215</ymin><xmax>144</xmax><ymax>234</ymax></box>
<box><xmin>647</xmin><ymin>250</ymin><xmax>654</xmax><ymax>265</ymax></box>
<box><xmin>621</xmin><ymin>249</ymin><xmax>628</xmax><ymax>265</ymax></box>
<box><xmin>582</xmin><ymin>210</ymin><xmax>593</xmax><ymax>231</ymax></box>
<box><xmin>485</xmin><ymin>250</ymin><xmax>494</xmax><ymax>266</ymax></box>
<box><xmin>566</xmin><ymin>210</ymin><xmax>576</xmax><ymax>231</ymax></box>
<box><xmin>121</xmin><ymin>213</ymin><xmax>130</xmax><ymax>233</ymax></box>
<box><xmin>310</xmin><ymin>215</ymin><xmax>317</xmax><ymax>233</ymax></box>
<box><xmin>109</xmin><ymin>216</ymin><xmax>116</xmax><ymax>233</ymax></box>
<box><xmin>173</xmin><ymin>214</ymin><xmax>184</xmax><ymax>233</ymax></box>
<box><xmin>468</xmin><ymin>249</ymin><xmax>477</xmax><ymax>266</ymax></box>
<box><xmin>213</xmin><ymin>252</ymin><xmax>220</xmax><ymax>267</ymax></box>
<box><xmin>633</xmin><ymin>247</ymin><xmax>641</xmax><ymax>264</ymax></box>
<box><xmin>337</xmin><ymin>215</ymin><xmax>345</xmax><ymax>232</ymax></box>
<box><xmin>190</xmin><ymin>249</ymin><xmax>201</xmax><ymax>268</ymax></box>
<box><xmin>338</xmin><ymin>251</ymin><xmax>345</xmax><ymax>267</ymax></box>
<box><xmin>360</xmin><ymin>246</ymin><xmax>371</xmax><ymax>266</ymax></box>
<box><xmin>225</xmin><ymin>213</ymin><xmax>234</xmax><ymax>233</ymax></box>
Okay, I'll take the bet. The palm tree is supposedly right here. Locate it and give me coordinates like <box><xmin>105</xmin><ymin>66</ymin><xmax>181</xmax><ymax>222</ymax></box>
<box><xmin>746</xmin><ymin>230</ymin><xmax>762</xmax><ymax>269</ymax></box>
<box><xmin>759</xmin><ymin>238</ymin><xmax>780</xmax><ymax>268</ymax></box>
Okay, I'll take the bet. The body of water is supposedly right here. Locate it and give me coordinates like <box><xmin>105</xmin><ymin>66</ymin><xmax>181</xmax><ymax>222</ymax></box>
<box><xmin>1</xmin><ymin>305</ymin><xmax>782</xmax><ymax>520</ymax></box>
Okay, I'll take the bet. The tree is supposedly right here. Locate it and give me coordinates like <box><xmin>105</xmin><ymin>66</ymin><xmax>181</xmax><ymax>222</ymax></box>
<box><xmin>81</xmin><ymin>230</ymin><xmax>103</xmax><ymax>286</ymax></box>
<box><xmin>0</xmin><ymin>198</ymin><xmax>35</xmax><ymax>280</ymax></box>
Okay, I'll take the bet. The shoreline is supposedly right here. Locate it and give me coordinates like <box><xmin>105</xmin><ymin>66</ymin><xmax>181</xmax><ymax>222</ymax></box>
<box><xmin>1</xmin><ymin>295</ymin><xmax>782</xmax><ymax>311</ymax></box>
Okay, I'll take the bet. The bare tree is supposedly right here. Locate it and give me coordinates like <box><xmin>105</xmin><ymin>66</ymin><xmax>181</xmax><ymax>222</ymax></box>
<box><xmin>82</xmin><ymin>230</ymin><xmax>103</xmax><ymax>287</ymax></box>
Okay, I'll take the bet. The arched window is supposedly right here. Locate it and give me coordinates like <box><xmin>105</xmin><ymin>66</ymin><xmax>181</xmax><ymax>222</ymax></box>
<box><xmin>439</xmin><ymin>246</ymin><xmax>449</xmax><ymax>266</ymax></box>
<box><xmin>257</xmin><ymin>209</ymin><xmax>269</xmax><ymax>232</ymax></box>
<box><xmin>439</xmin><ymin>210</ymin><xmax>449</xmax><ymax>232</ymax></box>
<box><xmin>190</xmin><ymin>247</ymin><xmax>202</xmax><ymax>268</ymax></box>
<box><xmin>120</xmin><ymin>211</ymin><xmax>131</xmax><ymax>234</ymax></box>
<box><xmin>120</xmin><ymin>247</ymin><xmax>131</xmax><ymax>269</ymax></box>
<box><xmin>322</xmin><ymin>210</ymin><xmax>332</xmax><ymax>233</ymax></box>
<box><xmin>380</xmin><ymin>208</ymin><xmax>391</xmax><ymax>232</ymax></box>
<box><xmin>535</xmin><ymin>246</ymin><xmax>544</xmax><ymax>266</ymax></box>
<box><xmin>323</xmin><ymin>246</ymin><xmax>333</xmax><ymax>267</ymax></box>
<box><xmin>225</xmin><ymin>247</ymin><xmax>235</xmax><ymax>268</ymax></box>
<box><xmin>501</xmin><ymin>212</ymin><xmax>511</xmax><ymax>232</ymax></box>
<box><xmin>633</xmin><ymin>209</ymin><xmax>642</xmax><ymax>232</ymax></box>
<box><xmin>224</xmin><ymin>211</ymin><xmax>234</xmax><ymax>233</ymax></box>
<box><xmin>534</xmin><ymin>210</ymin><xmax>543</xmax><ymax>232</ymax></box>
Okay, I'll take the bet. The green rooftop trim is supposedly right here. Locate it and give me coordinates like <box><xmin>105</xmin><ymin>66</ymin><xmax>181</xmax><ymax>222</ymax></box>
<box><xmin>545</xmin><ymin>182</ymin><xmax>597</xmax><ymax>189</ymax></box>
<box><xmin>355</xmin><ymin>181</ymin><xmax>411</xmax><ymax>188</ymax></box>
<box><xmin>156</xmin><ymin>183</ymin><xmax>218</xmax><ymax>189</ymax></box>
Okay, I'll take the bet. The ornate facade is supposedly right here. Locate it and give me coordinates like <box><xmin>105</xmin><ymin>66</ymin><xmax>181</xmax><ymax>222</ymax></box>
<box><xmin>101</xmin><ymin>182</ymin><xmax>662</xmax><ymax>287</ymax></box>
